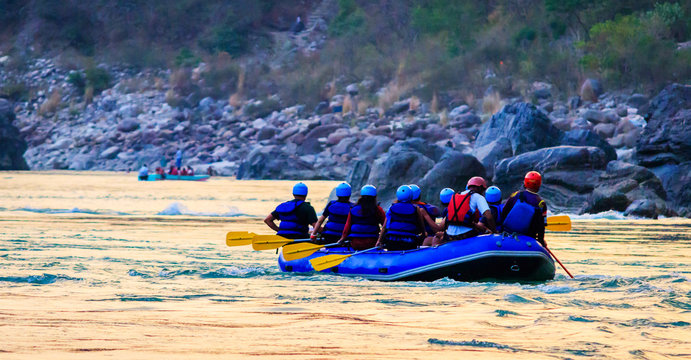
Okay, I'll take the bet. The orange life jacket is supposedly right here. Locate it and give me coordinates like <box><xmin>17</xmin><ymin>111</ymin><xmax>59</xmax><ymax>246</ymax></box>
<box><xmin>446</xmin><ymin>191</ymin><xmax>479</xmax><ymax>227</ymax></box>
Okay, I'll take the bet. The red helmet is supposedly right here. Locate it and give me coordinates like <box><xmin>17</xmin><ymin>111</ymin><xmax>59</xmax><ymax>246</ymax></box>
<box><xmin>524</xmin><ymin>171</ymin><xmax>542</xmax><ymax>191</ymax></box>
<box><xmin>467</xmin><ymin>176</ymin><xmax>487</xmax><ymax>189</ymax></box>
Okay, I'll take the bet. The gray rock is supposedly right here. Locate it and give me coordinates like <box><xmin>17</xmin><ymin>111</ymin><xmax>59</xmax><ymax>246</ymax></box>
<box><xmin>366</xmin><ymin>148</ymin><xmax>436</xmax><ymax>207</ymax></box>
<box><xmin>277</xmin><ymin>126</ymin><xmax>300</xmax><ymax>140</ymax></box>
<box><xmin>332</xmin><ymin>136</ymin><xmax>358</xmax><ymax>155</ymax></box>
<box><xmin>493</xmin><ymin>146</ymin><xmax>609</xmax><ymax>213</ymax></box>
<box><xmin>256</xmin><ymin>126</ymin><xmax>279</xmax><ymax>141</ymax></box>
<box><xmin>252</xmin><ymin>118</ymin><xmax>267</xmax><ymax>129</ymax></box>
<box><xmin>648</xmin><ymin>162</ymin><xmax>691</xmax><ymax>217</ymax></box>
<box><xmin>626</xmin><ymin>93</ymin><xmax>648</xmax><ymax>112</ymax></box>
<box><xmin>100</xmin><ymin>146</ymin><xmax>120</xmax><ymax>159</ymax></box>
<box><xmin>117</xmin><ymin>118</ymin><xmax>140</xmax><ymax>132</ymax></box>
<box><xmin>358</xmin><ymin>135</ymin><xmax>393</xmax><ymax>162</ymax></box>
<box><xmin>637</xmin><ymin>84</ymin><xmax>691</xmax><ymax>166</ymax></box>
<box><xmin>451</xmin><ymin>113</ymin><xmax>481</xmax><ymax>128</ymax></box>
<box><xmin>472</xmin><ymin>136</ymin><xmax>512</xmax><ymax>179</ymax></box>
<box><xmin>388</xmin><ymin>100</ymin><xmax>410</xmax><ymax>115</ymax></box>
<box><xmin>593</xmin><ymin>123</ymin><xmax>616</xmax><ymax>139</ymax></box>
<box><xmin>236</xmin><ymin>147</ymin><xmax>318</xmax><ymax>180</ymax></box>
<box><xmin>580</xmin><ymin>78</ymin><xmax>603</xmax><ymax>101</ymax></box>
<box><xmin>0</xmin><ymin>99</ymin><xmax>29</xmax><ymax>170</ymax></box>
<box><xmin>475</xmin><ymin>102</ymin><xmax>562</xmax><ymax>157</ymax></box>
<box><xmin>68</xmin><ymin>153</ymin><xmax>96</xmax><ymax>170</ymax></box>
<box><xmin>560</xmin><ymin>129</ymin><xmax>617</xmax><ymax>161</ymax></box>
<box><xmin>449</xmin><ymin>105</ymin><xmax>470</xmax><ymax>118</ymax></box>
<box><xmin>418</xmin><ymin>151</ymin><xmax>486</xmax><ymax>206</ymax></box>
<box><xmin>345</xmin><ymin>160</ymin><xmax>371</xmax><ymax>193</ymax></box>
<box><xmin>582</xmin><ymin>109</ymin><xmax>604</xmax><ymax>123</ymax></box>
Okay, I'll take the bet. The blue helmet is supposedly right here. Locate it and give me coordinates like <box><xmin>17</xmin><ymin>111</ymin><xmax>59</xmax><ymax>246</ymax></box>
<box><xmin>396</xmin><ymin>185</ymin><xmax>413</xmax><ymax>202</ymax></box>
<box><xmin>409</xmin><ymin>184</ymin><xmax>421</xmax><ymax>201</ymax></box>
<box><xmin>335</xmin><ymin>182</ymin><xmax>352</xmax><ymax>197</ymax></box>
<box><xmin>486</xmin><ymin>186</ymin><xmax>502</xmax><ymax>203</ymax></box>
<box><xmin>292</xmin><ymin>182</ymin><xmax>308</xmax><ymax>196</ymax></box>
<box><xmin>439</xmin><ymin>188</ymin><xmax>455</xmax><ymax>204</ymax></box>
<box><xmin>360</xmin><ymin>184</ymin><xmax>377</xmax><ymax>197</ymax></box>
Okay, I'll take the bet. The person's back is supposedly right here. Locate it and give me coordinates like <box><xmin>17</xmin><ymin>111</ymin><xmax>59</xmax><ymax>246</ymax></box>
<box><xmin>188</xmin><ymin>166</ymin><xmax>195</xmax><ymax>176</ymax></box>
<box><xmin>265</xmin><ymin>182</ymin><xmax>318</xmax><ymax>239</ymax></box>
<box><xmin>340</xmin><ymin>185</ymin><xmax>385</xmax><ymax>250</ymax></box>
<box><xmin>180</xmin><ymin>167</ymin><xmax>189</xmax><ymax>176</ymax></box>
<box><xmin>170</xmin><ymin>166</ymin><xmax>179</xmax><ymax>175</ymax></box>
<box><xmin>481</xmin><ymin>186</ymin><xmax>503</xmax><ymax>232</ymax></box>
<box><xmin>444</xmin><ymin>177</ymin><xmax>495</xmax><ymax>242</ymax></box>
<box><xmin>501</xmin><ymin>171</ymin><xmax>547</xmax><ymax>246</ymax></box>
<box><xmin>377</xmin><ymin>185</ymin><xmax>425</xmax><ymax>251</ymax></box>
<box><xmin>138</xmin><ymin>165</ymin><xmax>148</xmax><ymax>180</ymax></box>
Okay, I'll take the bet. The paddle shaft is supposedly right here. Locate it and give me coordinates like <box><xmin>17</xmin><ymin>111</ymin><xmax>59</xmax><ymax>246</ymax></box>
<box><xmin>545</xmin><ymin>246</ymin><xmax>574</xmax><ymax>279</ymax></box>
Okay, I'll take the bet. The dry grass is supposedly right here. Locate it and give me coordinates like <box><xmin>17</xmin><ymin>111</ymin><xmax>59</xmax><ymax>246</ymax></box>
<box><xmin>409</xmin><ymin>96</ymin><xmax>420</xmax><ymax>111</ymax></box>
<box><xmin>84</xmin><ymin>86</ymin><xmax>94</xmax><ymax>106</ymax></box>
<box><xmin>170</xmin><ymin>68</ymin><xmax>193</xmax><ymax>96</ymax></box>
<box><xmin>165</xmin><ymin>89</ymin><xmax>181</xmax><ymax>107</ymax></box>
<box><xmin>154</xmin><ymin>77</ymin><xmax>165</xmax><ymax>91</ymax></box>
<box><xmin>343</xmin><ymin>95</ymin><xmax>353</xmax><ymax>114</ymax></box>
<box><xmin>39</xmin><ymin>89</ymin><xmax>61</xmax><ymax>115</ymax></box>
<box><xmin>439</xmin><ymin>109</ymin><xmax>448</xmax><ymax>127</ymax></box>
<box><xmin>430</xmin><ymin>92</ymin><xmax>439</xmax><ymax>113</ymax></box>
<box><xmin>482</xmin><ymin>91</ymin><xmax>504</xmax><ymax>118</ymax></box>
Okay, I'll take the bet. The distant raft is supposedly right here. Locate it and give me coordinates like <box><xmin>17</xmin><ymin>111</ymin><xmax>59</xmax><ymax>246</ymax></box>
<box><xmin>278</xmin><ymin>233</ymin><xmax>556</xmax><ymax>282</ymax></box>
<box><xmin>140</xmin><ymin>174</ymin><xmax>210</xmax><ymax>181</ymax></box>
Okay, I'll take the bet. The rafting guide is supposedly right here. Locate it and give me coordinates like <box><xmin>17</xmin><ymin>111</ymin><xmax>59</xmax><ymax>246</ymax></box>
<box><xmin>227</xmin><ymin>171</ymin><xmax>574</xmax><ymax>281</ymax></box>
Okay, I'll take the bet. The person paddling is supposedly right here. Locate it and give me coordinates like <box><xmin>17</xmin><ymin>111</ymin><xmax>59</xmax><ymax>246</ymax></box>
<box><xmin>376</xmin><ymin>185</ymin><xmax>430</xmax><ymax>251</ymax></box>
<box><xmin>435</xmin><ymin>177</ymin><xmax>496</xmax><ymax>246</ymax></box>
<box><xmin>501</xmin><ymin>171</ymin><xmax>548</xmax><ymax>247</ymax></box>
<box><xmin>421</xmin><ymin>187</ymin><xmax>454</xmax><ymax>246</ymax></box>
<box><xmin>264</xmin><ymin>182</ymin><xmax>318</xmax><ymax>240</ymax></box>
<box><xmin>311</xmin><ymin>182</ymin><xmax>353</xmax><ymax>244</ymax></box>
<box><xmin>338</xmin><ymin>185</ymin><xmax>385</xmax><ymax>250</ymax></box>
<box><xmin>409</xmin><ymin>184</ymin><xmax>443</xmax><ymax>246</ymax></box>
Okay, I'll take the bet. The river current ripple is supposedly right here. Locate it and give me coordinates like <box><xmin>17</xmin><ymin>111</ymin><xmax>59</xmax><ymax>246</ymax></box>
<box><xmin>0</xmin><ymin>171</ymin><xmax>689</xmax><ymax>359</ymax></box>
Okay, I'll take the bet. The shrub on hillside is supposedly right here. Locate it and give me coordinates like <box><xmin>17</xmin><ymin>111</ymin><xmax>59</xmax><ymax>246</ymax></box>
<box><xmin>85</xmin><ymin>67</ymin><xmax>111</xmax><ymax>94</ymax></box>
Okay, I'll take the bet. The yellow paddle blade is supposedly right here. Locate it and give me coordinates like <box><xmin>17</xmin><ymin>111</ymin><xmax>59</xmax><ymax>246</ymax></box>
<box><xmin>282</xmin><ymin>243</ymin><xmax>324</xmax><ymax>261</ymax></box>
<box><xmin>310</xmin><ymin>254</ymin><xmax>351</xmax><ymax>272</ymax></box>
<box><xmin>252</xmin><ymin>234</ymin><xmax>293</xmax><ymax>250</ymax></box>
<box><xmin>225</xmin><ymin>231</ymin><xmax>254</xmax><ymax>246</ymax></box>
<box><xmin>546</xmin><ymin>215</ymin><xmax>572</xmax><ymax>232</ymax></box>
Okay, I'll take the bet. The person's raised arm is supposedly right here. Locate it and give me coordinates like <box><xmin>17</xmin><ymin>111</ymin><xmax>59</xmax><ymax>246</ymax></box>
<box><xmin>264</xmin><ymin>213</ymin><xmax>280</xmax><ymax>232</ymax></box>
<box><xmin>375</xmin><ymin>218</ymin><xmax>388</xmax><ymax>248</ymax></box>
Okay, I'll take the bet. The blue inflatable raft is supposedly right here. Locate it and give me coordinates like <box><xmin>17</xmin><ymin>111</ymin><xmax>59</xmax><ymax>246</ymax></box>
<box><xmin>278</xmin><ymin>233</ymin><xmax>555</xmax><ymax>282</ymax></box>
<box><xmin>140</xmin><ymin>174</ymin><xmax>210</xmax><ymax>181</ymax></box>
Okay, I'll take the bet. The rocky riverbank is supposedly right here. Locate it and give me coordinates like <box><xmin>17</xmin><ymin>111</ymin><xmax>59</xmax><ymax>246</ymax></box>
<box><xmin>2</xmin><ymin>58</ymin><xmax>689</xmax><ymax>217</ymax></box>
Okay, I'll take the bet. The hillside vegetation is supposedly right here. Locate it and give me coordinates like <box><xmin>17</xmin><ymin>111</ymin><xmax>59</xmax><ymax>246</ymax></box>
<box><xmin>1</xmin><ymin>0</ymin><xmax>690</xmax><ymax>108</ymax></box>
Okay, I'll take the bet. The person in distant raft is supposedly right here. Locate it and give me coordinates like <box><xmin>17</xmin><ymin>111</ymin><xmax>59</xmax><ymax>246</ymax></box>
<box><xmin>138</xmin><ymin>164</ymin><xmax>149</xmax><ymax>181</ymax></box>
<box><xmin>311</xmin><ymin>182</ymin><xmax>353</xmax><ymax>244</ymax></box>
<box><xmin>338</xmin><ymin>185</ymin><xmax>386</xmax><ymax>250</ymax></box>
<box><xmin>501</xmin><ymin>171</ymin><xmax>548</xmax><ymax>247</ymax></box>
<box><xmin>479</xmin><ymin>186</ymin><xmax>503</xmax><ymax>233</ymax></box>
<box><xmin>175</xmin><ymin>148</ymin><xmax>183</xmax><ymax>169</ymax></box>
<box><xmin>435</xmin><ymin>177</ymin><xmax>496</xmax><ymax>246</ymax></box>
<box><xmin>264</xmin><ymin>182</ymin><xmax>318</xmax><ymax>240</ymax></box>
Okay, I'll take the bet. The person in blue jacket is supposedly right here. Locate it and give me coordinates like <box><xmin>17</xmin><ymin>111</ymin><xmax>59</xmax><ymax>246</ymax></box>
<box><xmin>409</xmin><ymin>184</ymin><xmax>443</xmax><ymax>245</ymax></box>
<box><xmin>310</xmin><ymin>182</ymin><xmax>353</xmax><ymax>244</ymax></box>
<box><xmin>264</xmin><ymin>182</ymin><xmax>318</xmax><ymax>239</ymax></box>
<box><xmin>501</xmin><ymin>171</ymin><xmax>548</xmax><ymax>246</ymax></box>
<box><xmin>479</xmin><ymin>186</ymin><xmax>503</xmax><ymax>233</ymax></box>
<box><xmin>376</xmin><ymin>185</ymin><xmax>434</xmax><ymax>251</ymax></box>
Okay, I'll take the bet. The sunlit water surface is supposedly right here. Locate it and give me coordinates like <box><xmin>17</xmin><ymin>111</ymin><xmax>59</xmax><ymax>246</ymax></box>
<box><xmin>0</xmin><ymin>171</ymin><xmax>689</xmax><ymax>359</ymax></box>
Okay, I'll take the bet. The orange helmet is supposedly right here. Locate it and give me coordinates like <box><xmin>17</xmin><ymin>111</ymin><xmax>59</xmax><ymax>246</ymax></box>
<box><xmin>524</xmin><ymin>171</ymin><xmax>542</xmax><ymax>191</ymax></box>
<box><xmin>467</xmin><ymin>176</ymin><xmax>487</xmax><ymax>189</ymax></box>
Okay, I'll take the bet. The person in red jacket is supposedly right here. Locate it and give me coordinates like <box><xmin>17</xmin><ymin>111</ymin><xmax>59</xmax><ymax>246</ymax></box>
<box><xmin>338</xmin><ymin>185</ymin><xmax>386</xmax><ymax>250</ymax></box>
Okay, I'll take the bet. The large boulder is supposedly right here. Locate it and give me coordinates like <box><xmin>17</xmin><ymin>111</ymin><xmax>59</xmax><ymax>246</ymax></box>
<box><xmin>475</xmin><ymin>102</ymin><xmax>562</xmax><ymax>157</ymax></box>
<box><xmin>236</xmin><ymin>146</ymin><xmax>321</xmax><ymax>180</ymax></box>
<box><xmin>560</xmin><ymin>129</ymin><xmax>617</xmax><ymax>162</ymax></box>
<box><xmin>635</xmin><ymin>84</ymin><xmax>691</xmax><ymax>217</ymax></box>
<box><xmin>418</xmin><ymin>151</ymin><xmax>486</xmax><ymax>207</ymax></box>
<box><xmin>637</xmin><ymin>84</ymin><xmax>691</xmax><ymax>166</ymax></box>
<box><xmin>584</xmin><ymin>161</ymin><xmax>672</xmax><ymax>218</ymax></box>
<box><xmin>493</xmin><ymin>146</ymin><xmax>609</xmax><ymax>213</ymax></box>
<box><xmin>358</xmin><ymin>135</ymin><xmax>394</xmax><ymax>161</ymax></box>
<box><xmin>0</xmin><ymin>99</ymin><xmax>29</xmax><ymax>170</ymax></box>
<box><xmin>472</xmin><ymin>136</ymin><xmax>512</xmax><ymax>179</ymax></box>
<box><xmin>367</xmin><ymin>149</ymin><xmax>436</xmax><ymax>207</ymax></box>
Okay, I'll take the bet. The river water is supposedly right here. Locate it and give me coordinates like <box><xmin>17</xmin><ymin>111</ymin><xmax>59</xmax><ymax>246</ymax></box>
<box><xmin>0</xmin><ymin>171</ymin><xmax>689</xmax><ymax>359</ymax></box>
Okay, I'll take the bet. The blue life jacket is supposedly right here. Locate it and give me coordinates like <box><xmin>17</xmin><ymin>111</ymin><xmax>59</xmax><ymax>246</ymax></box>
<box><xmin>275</xmin><ymin>200</ymin><xmax>308</xmax><ymax>237</ymax></box>
<box><xmin>322</xmin><ymin>200</ymin><xmax>352</xmax><ymax>236</ymax></box>
<box><xmin>502</xmin><ymin>193</ymin><xmax>538</xmax><ymax>235</ymax></box>
<box><xmin>386</xmin><ymin>202</ymin><xmax>421</xmax><ymax>237</ymax></box>
<box><xmin>487</xmin><ymin>203</ymin><xmax>503</xmax><ymax>232</ymax></box>
<box><xmin>349</xmin><ymin>205</ymin><xmax>381</xmax><ymax>238</ymax></box>
<box><xmin>416</xmin><ymin>202</ymin><xmax>440</xmax><ymax>234</ymax></box>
